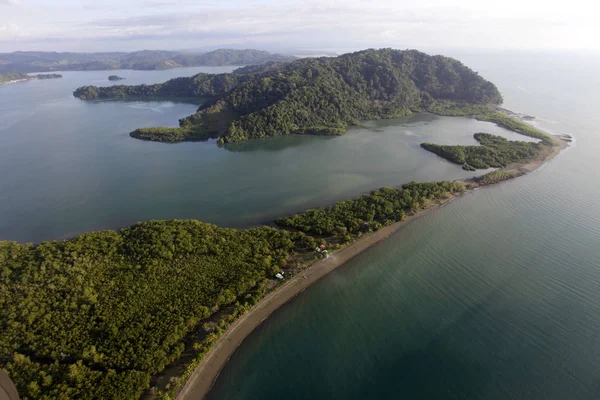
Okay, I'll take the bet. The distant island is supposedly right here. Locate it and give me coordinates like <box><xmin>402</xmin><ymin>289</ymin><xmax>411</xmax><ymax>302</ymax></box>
<box><xmin>0</xmin><ymin>72</ymin><xmax>62</xmax><ymax>84</ymax></box>
<box><xmin>0</xmin><ymin>49</ymin><xmax>296</xmax><ymax>73</ymax></box>
<box><xmin>2</xmin><ymin>48</ymin><xmax>570</xmax><ymax>400</ymax></box>
<box><xmin>108</xmin><ymin>75</ymin><xmax>125</xmax><ymax>81</ymax></box>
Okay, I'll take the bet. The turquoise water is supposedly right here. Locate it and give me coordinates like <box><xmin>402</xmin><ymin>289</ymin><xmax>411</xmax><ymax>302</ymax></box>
<box><xmin>0</xmin><ymin>68</ymin><xmax>524</xmax><ymax>243</ymax></box>
<box><xmin>207</xmin><ymin>52</ymin><xmax>600</xmax><ymax>399</ymax></box>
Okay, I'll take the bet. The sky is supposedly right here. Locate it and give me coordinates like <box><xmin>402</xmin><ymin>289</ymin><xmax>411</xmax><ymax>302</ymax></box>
<box><xmin>0</xmin><ymin>0</ymin><xmax>599</xmax><ymax>53</ymax></box>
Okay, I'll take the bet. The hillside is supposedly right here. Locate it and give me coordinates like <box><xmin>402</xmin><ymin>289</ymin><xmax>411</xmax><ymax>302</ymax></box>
<box><xmin>0</xmin><ymin>49</ymin><xmax>296</xmax><ymax>73</ymax></box>
<box><xmin>74</xmin><ymin>48</ymin><xmax>502</xmax><ymax>144</ymax></box>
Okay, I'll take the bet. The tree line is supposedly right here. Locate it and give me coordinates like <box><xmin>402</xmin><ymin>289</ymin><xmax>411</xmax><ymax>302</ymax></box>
<box><xmin>0</xmin><ymin>220</ymin><xmax>317</xmax><ymax>399</ymax></box>
<box><xmin>276</xmin><ymin>181</ymin><xmax>465</xmax><ymax>243</ymax></box>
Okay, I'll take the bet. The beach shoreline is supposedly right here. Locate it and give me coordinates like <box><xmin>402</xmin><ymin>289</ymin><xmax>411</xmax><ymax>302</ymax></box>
<box><xmin>176</xmin><ymin>196</ymin><xmax>449</xmax><ymax>400</ymax></box>
<box><xmin>176</xmin><ymin>135</ymin><xmax>570</xmax><ymax>400</ymax></box>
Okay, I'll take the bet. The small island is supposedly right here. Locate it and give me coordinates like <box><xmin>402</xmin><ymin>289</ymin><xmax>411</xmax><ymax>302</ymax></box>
<box><xmin>108</xmin><ymin>75</ymin><xmax>125</xmax><ymax>81</ymax></box>
<box><xmin>0</xmin><ymin>72</ymin><xmax>62</xmax><ymax>85</ymax></box>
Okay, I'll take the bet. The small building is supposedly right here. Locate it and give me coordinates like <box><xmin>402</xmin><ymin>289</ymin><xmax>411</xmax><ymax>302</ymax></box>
<box><xmin>319</xmin><ymin>244</ymin><xmax>326</xmax><ymax>250</ymax></box>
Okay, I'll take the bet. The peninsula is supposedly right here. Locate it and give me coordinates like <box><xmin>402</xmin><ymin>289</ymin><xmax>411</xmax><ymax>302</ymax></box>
<box><xmin>74</xmin><ymin>49</ymin><xmax>503</xmax><ymax>144</ymax></box>
<box><xmin>0</xmin><ymin>130</ymin><xmax>568</xmax><ymax>400</ymax></box>
<box><xmin>74</xmin><ymin>48</ymin><xmax>557</xmax><ymax>171</ymax></box>
<box><xmin>1</xmin><ymin>49</ymin><xmax>570</xmax><ymax>400</ymax></box>
<box><xmin>0</xmin><ymin>72</ymin><xmax>62</xmax><ymax>85</ymax></box>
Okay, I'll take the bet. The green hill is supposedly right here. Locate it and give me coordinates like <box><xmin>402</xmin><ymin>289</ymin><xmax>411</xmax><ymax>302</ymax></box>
<box><xmin>74</xmin><ymin>48</ymin><xmax>502</xmax><ymax>144</ymax></box>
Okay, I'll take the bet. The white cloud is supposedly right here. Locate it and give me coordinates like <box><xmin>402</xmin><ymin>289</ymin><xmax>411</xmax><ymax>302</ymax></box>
<box><xmin>0</xmin><ymin>24</ymin><xmax>20</xmax><ymax>40</ymax></box>
<box><xmin>1</xmin><ymin>0</ymin><xmax>599</xmax><ymax>51</ymax></box>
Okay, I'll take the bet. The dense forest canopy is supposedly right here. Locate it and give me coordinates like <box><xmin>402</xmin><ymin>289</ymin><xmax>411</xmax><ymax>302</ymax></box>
<box><xmin>0</xmin><ymin>49</ymin><xmax>295</xmax><ymax>73</ymax></box>
<box><xmin>0</xmin><ymin>180</ymin><xmax>460</xmax><ymax>399</ymax></box>
<box><xmin>421</xmin><ymin>133</ymin><xmax>544</xmax><ymax>171</ymax></box>
<box><xmin>0</xmin><ymin>221</ymin><xmax>317</xmax><ymax>399</ymax></box>
<box><xmin>0</xmin><ymin>72</ymin><xmax>29</xmax><ymax>83</ymax></box>
<box><xmin>73</xmin><ymin>49</ymin><xmax>502</xmax><ymax>144</ymax></box>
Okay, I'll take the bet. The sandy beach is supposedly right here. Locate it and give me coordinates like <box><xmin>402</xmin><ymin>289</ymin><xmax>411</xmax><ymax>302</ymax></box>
<box><xmin>176</xmin><ymin>135</ymin><xmax>570</xmax><ymax>400</ymax></box>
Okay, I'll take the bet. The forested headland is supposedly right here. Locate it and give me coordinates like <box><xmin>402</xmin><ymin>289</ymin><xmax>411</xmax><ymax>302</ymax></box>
<box><xmin>0</xmin><ymin>72</ymin><xmax>29</xmax><ymax>83</ymax></box>
<box><xmin>73</xmin><ymin>49</ymin><xmax>503</xmax><ymax>144</ymax></box>
<box><xmin>0</xmin><ymin>180</ymin><xmax>463</xmax><ymax>399</ymax></box>
<box><xmin>0</xmin><ymin>72</ymin><xmax>62</xmax><ymax>84</ymax></box>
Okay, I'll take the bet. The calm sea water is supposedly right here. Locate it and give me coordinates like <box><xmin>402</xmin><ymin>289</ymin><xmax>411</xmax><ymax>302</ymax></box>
<box><xmin>207</xmin><ymin>51</ymin><xmax>600</xmax><ymax>400</ymax></box>
<box><xmin>0</xmin><ymin>67</ymin><xmax>527</xmax><ymax>243</ymax></box>
<box><xmin>2</xmin><ymin>52</ymin><xmax>600</xmax><ymax>400</ymax></box>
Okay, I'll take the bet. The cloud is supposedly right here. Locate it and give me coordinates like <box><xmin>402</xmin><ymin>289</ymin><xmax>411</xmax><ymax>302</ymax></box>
<box><xmin>0</xmin><ymin>0</ymin><xmax>599</xmax><ymax>52</ymax></box>
<box><xmin>0</xmin><ymin>24</ymin><xmax>20</xmax><ymax>40</ymax></box>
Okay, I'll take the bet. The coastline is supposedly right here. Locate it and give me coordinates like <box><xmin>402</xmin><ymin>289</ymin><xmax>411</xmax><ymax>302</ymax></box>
<box><xmin>176</xmin><ymin>198</ymin><xmax>448</xmax><ymax>400</ymax></box>
<box><xmin>0</xmin><ymin>79</ymin><xmax>29</xmax><ymax>85</ymax></box>
<box><xmin>0</xmin><ymin>75</ymin><xmax>63</xmax><ymax>85</ymax></box>
<box><xmin>176</xmin><ymin>135</ymin><xmax>570</xmax><ymax>400</ymax></box>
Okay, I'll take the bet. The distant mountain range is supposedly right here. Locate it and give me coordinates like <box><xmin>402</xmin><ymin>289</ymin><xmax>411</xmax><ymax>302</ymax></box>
<box><xmin>0</xmin><ymin>49</ymin><xmax>296</xmax><ymax>73</ymax></box>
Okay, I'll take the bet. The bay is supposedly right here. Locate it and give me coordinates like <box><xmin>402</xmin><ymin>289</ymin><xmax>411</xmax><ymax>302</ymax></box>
<box><xmin>0</xmin><ymin>67</ymin><xmax>525</xmax><ymax>243</ymax></box>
